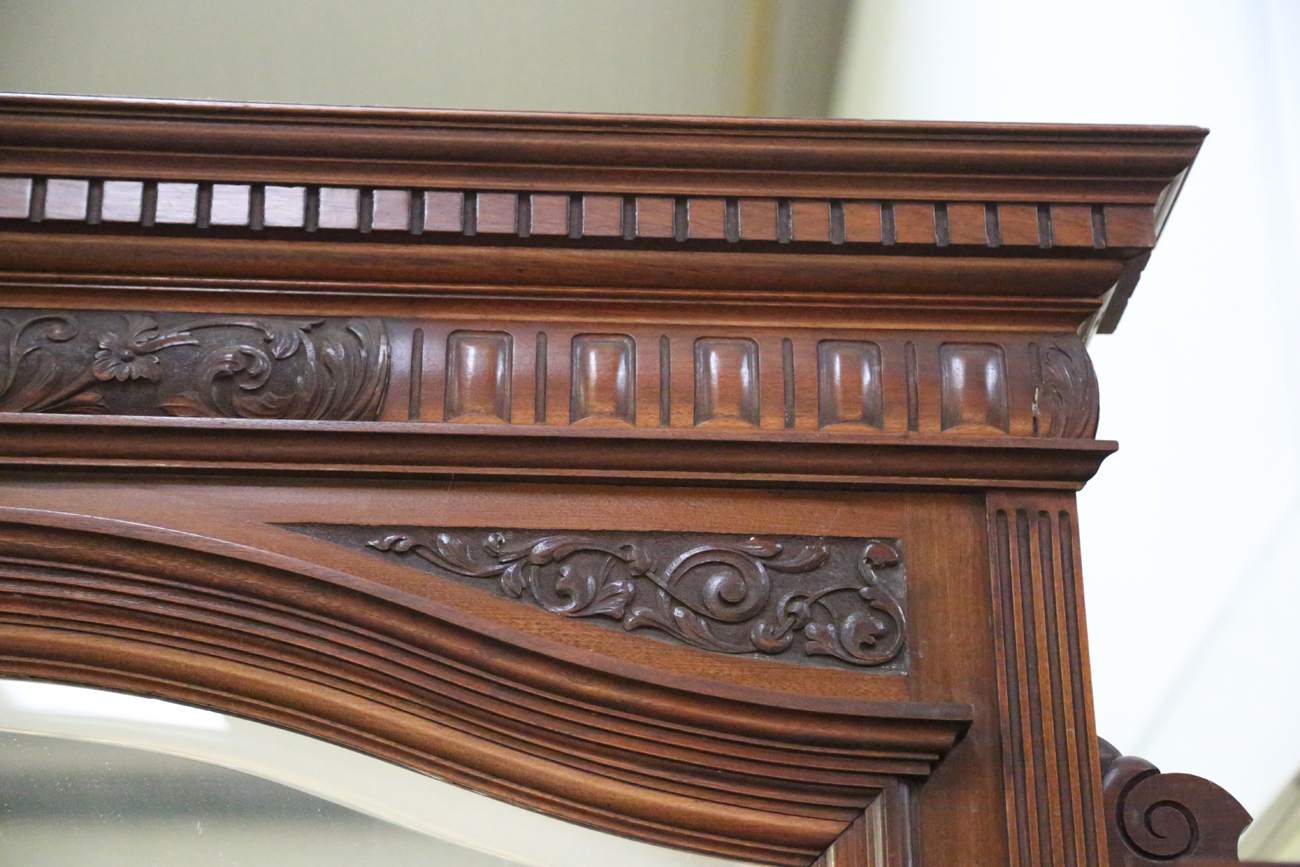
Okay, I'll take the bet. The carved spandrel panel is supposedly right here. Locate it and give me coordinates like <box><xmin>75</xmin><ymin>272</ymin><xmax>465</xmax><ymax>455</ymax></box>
<box><xmin>0</xmin><ymin>310</ymin><xmax>389</xmax><ymax>419</ymax></box>
<box><xmin>287</xmin><ymin>524</ymin><xmax>909</xmax><ymax>671</ymax></box>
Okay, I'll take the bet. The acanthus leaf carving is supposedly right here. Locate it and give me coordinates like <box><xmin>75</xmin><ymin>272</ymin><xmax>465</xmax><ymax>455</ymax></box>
<box><xmin>352</xmin><ymin>527</ymin><xmax>907</xmax><ymax>669</ymax></box>
<box><xmin>0</xmin><ymin>310</ymin><xmax>390</xmax><ymax>420</ymax></box>
<box><xmin>1034</xmin><ymin>333</ymin><xmax>1100</xmax><ymax>438</ymax></box>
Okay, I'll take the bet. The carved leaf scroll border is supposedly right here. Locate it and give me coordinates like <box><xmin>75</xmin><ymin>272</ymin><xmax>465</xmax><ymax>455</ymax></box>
<box><xmin>366</xmin><ymin>530</ymin><xmax>908</xmax><ymax>668</ymax></box>
<box><xmin>0</xmin><ymin>311</ymin><xmax>390</xmax><ymax>420</ymax></box>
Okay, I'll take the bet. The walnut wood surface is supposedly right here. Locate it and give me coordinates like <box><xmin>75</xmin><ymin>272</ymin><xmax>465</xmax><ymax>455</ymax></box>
<box><xmin>1100</xmin><ymin>740</ymin><xmax>1252</xmax><ymax>867</ymax></box>
<box><xmin>0</xmin><ymin>95</ymin><xmax>1213</xmax><ymax>867</ymax></box>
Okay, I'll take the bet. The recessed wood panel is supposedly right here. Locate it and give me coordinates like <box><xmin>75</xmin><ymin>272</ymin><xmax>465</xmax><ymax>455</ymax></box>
<box><xmin>694</xmin><ymin>337</ymin><xmax>759</xmax><ymax>428</ymax></box>
<box><xmin>155</xmin><ymin>182</ymin><xmax>198</xmax><ymax>224</ymax></box>
<box><xmin>0</xmin><ymin>177</ymin><xmax>30</xmax><ymax>218</ymax></box>
<box><xmin>44</xmin><ymin>179</ymin><xmax>89</xmax><ymax>221</ymax></box>
<box><xmin>997</xmin><ymin>204</ymin><xmax>1040</xmax><ymax>246</ymax></box>
<box><xmin>445</xmin><ymin>330</ymin><xmax>512</xmax><ymax>424</ymax></box>
<box><xmin>102</xmin><ymin>180</ymin><xmax>144</xmax><ymax>223</ymax></box>
<box><xmin>817</xmin><ymin>340</ymin><xmax>884</xmax><ymax>430</ymax></box>
<box><xmin>570</xmin><ymin>334</ymin><xmax>636</xmax><ymax>426</ymax></box>
<box><xmin>791</xmin><ymin>201</ymin><xmax>831</xmax><ymax>243</ymax></box>
<box><xmin>842</xmin><ymin>202</ymin><xmax>881</xmax><ymax>244</ymax></box>
<box><xmin>582</xmin><ymin>195</ymin><xmax>623</xmax><ymax>237</ymax></box>
<box><xmin>318</xmin><ymin>187</ymin><xmax>359</xmax><ymax>230</ymax></box>
<box><xmin>894</xmin><ymin>203</ymin><xmax>935</xmax><ymax>244</ymax></box>
<box><xmin>263</xmin><ymin>185</ymin><xmax>305</xmax><ymax>228</ymax></box>
<box><xmin>739</xmin><ymin>199</ymin><xmax>778</xmax><ymax>242</ymax></box>
<box><xmin>939</xmin><ymin>343</ymin><xmax>1008</xmax><ymax>434</ymax></box>
<box><xmin>372</xmin><ymin>189</ymin><xmax>410</xmax><ymax>231</ymax></box>
<box><xmin>530</xmin><ymin>194</ymin><xmax>569</xmax><ymax>235</ymax></box>
<box><xmin>477</xmin><ymin>192</ymin><xmax>518</xmax><ymax>234</ymax></box>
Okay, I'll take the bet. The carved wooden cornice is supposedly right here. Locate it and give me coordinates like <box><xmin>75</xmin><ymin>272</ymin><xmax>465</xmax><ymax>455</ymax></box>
<box><xmin>0</xmin><ymin>95</ymin><xmax>1202</xmax><ymax>334</ymax></box>
<box><xmin>0</xmin><ymin>98</ymin><xmax>1203</xmax><ymax>490</ymax></box>
<box><xmin>0</xmin><ymin>96</ymin><xmax>1211</xmax><ymax>867</ymax></box>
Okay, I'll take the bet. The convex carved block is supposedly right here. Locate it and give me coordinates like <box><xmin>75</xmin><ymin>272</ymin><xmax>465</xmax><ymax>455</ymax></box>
<box><xmin>290</xmin><ymin>525</ymin><xmax>909</xmax><ymax>670</ymax></box>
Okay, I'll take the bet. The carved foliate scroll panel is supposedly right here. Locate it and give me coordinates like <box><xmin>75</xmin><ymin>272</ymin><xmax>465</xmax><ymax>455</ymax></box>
<box><xmin>0</xmin><ymin>308</ymin><xmax>1098</xmax><ymax>439</ymax></box>
<box><xmin>287</xmin><ymin>525</ymin><xmax>909</xmax><ymax>671</ymax></box>
<box><xmin>0</xmin><ymin>310</ymin><xmax>390</xmax><ymax>419</ymax></box>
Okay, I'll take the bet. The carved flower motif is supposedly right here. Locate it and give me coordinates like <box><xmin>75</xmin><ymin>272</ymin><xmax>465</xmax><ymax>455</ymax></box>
<box><xmin>92</xmin><ymin>331</ymin><xmax>164</xmax><ymax>382</ymax></box>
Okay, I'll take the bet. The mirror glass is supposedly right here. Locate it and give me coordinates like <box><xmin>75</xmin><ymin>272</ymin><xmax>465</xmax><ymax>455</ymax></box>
<box><xmin>0</xmin><ymin>679</ymin><xmax>744</xmax><ymax>867</ymax></box>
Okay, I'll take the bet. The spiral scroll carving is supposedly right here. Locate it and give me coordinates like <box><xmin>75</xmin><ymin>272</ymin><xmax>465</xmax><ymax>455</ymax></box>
<box><xmin>287</xmin><ymin>524</ymin><xmax>909</xmax><ymax>669</ymax></box>
<box><xmin>0</xmin><ymin>310</ymin><xmax>390</xmax><ymax>420</ymax></box>
<box><xmin>1100</xmin><ymin>738</ymin><xmax>1251</xmax><ymax>867</ymax></box>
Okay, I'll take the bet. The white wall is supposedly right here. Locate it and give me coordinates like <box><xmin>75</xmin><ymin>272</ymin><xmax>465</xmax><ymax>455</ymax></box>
<box><xmin>836</xmin><ymin>0</ymin><xmax>1300</xmax><ymax>819</ymax></box>
<box><xmin>0</xmin><ymin>0</ymin><xmax>752</xmax><ymax>114</ymax></box>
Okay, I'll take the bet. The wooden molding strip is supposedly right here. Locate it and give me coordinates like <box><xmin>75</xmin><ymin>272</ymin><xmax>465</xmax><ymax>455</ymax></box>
<box><xmin>0</xmin><ymin>95</ymin><xmax>1206</xmax><ymax>205</ymax></box>
<box><xmin>0</xmin><ymin>415</ymin><xmax>1116</xmax><ymax>489</ymax></box>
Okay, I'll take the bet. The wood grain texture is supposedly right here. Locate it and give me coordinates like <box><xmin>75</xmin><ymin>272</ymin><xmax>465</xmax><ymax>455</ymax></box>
<box><xmin>43</xmin><ymin>178</ymin><xmax>89</xmax><ymax>221</ymax></box>
<box><xmin>0</xmin><ymin>176</ymin><xmax>30</xmax><ymax>218</ymax></box>
<box><xmin>444</xmin><ymin>330</ymin><xmax>512</xmax><ymax>423</ymax></box>
<box><xmin>321</xmin><ymin>525</ymin><xmax>908</xmax><ymax>669</ymax></box>
<box><xmin>424</xmin><ymin>190</ymin><xmax>463</xmax><ymax>232</ymax></box>
<box><xmin>0</xmin><ymin>97</ymin><xmax>1214</xmax><ymax>867</ymax></box>
<box><xmin>530</xmin><ymin>193</ymin><xmax>569</xmax><ymax>236</ymax></box>
<box><xmin>0</xmin><ymin>95</ymin><xmax>1204</xmax><ymax>203</ymax></box>
<box><xmin>476</xmin><ymin>192</ymin><xmax>518</xmax><ymax>234</ymax></box>
<box><xmin>1099</xmin><ymin>739</ymin><xmax>1252</xmax><ymax>867</ymax></box>
<box><xmin>0</xmin><ymin>507</ymin><xmax>969</xmax><ymax>865</ymax></box>
<box><xmin>0</xmin><ymin>309</ymin><xmax>1105</xmax><ymax>447</ymax></box>
<box><xmin>988</xmin><ymin>492</ymin><xmax>1105</xmax><ymax>867</ymax></box>
<box><xmin>688</xmin><ymin>198</ymin><xmax>726</xmax><ymax>240</ymax></box>
<box><xmin>372</xmin><ymin>189</ymin><xmax>411</xmax><ymax>231</ymax></box>
<box><xmin>0</xmin><ymin>415</ymin><xmax>1117</xmax><ymax>488</ymax></box>
<box><xmin>570</xmin><ymin>333</ymin><xmax>636</xmax><ymax>426</ymax></box>
<box><xmin>583</xmin><ymin>194</ymin><xmax>623</xmax><ymax>237</ymax></box>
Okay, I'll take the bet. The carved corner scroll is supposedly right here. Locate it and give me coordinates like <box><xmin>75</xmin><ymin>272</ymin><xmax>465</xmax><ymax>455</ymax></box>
<box><xmin>1099</xmin><ymin>738</ymin><xmax>1252</xmax><ymax>867</ymax></box>
<box><xmin>0</xmin><ymin>311</ymin><xmax>390</xmax><ymax>419</ymax></box>
<box><xmin>288</xmin><ymin>525</ymin><xmax>909</xmax><ymax>671</ymax></box>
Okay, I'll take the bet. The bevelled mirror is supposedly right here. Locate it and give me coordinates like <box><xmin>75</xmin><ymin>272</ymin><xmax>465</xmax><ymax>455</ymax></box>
<box><xmin>0</xmin><ymin>679</ymin><xmax>742</xmax><ymax>867</ymax></box>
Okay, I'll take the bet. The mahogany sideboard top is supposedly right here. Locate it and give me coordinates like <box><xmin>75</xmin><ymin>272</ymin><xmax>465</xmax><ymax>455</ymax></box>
<box><xmin>0</xmin><ymin>95</ymin><xmax>1237</xmax><ymax>867</ymax></box>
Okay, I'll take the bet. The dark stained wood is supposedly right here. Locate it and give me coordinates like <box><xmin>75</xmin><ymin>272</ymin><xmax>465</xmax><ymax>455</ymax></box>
<box><xmin>988</xmin><ymin>491</ymin><xmax>1105</xmax><ymax>867</ymax></box>
<box><xmin>1100</xmin><ymin>740</ymin><xmax>1252</xmax><ymax>867</ymax></box>
<box><xmin>0</xmin><ymin>95</ymin><xmax>1215</xmax><ymax>867</ymax></box>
